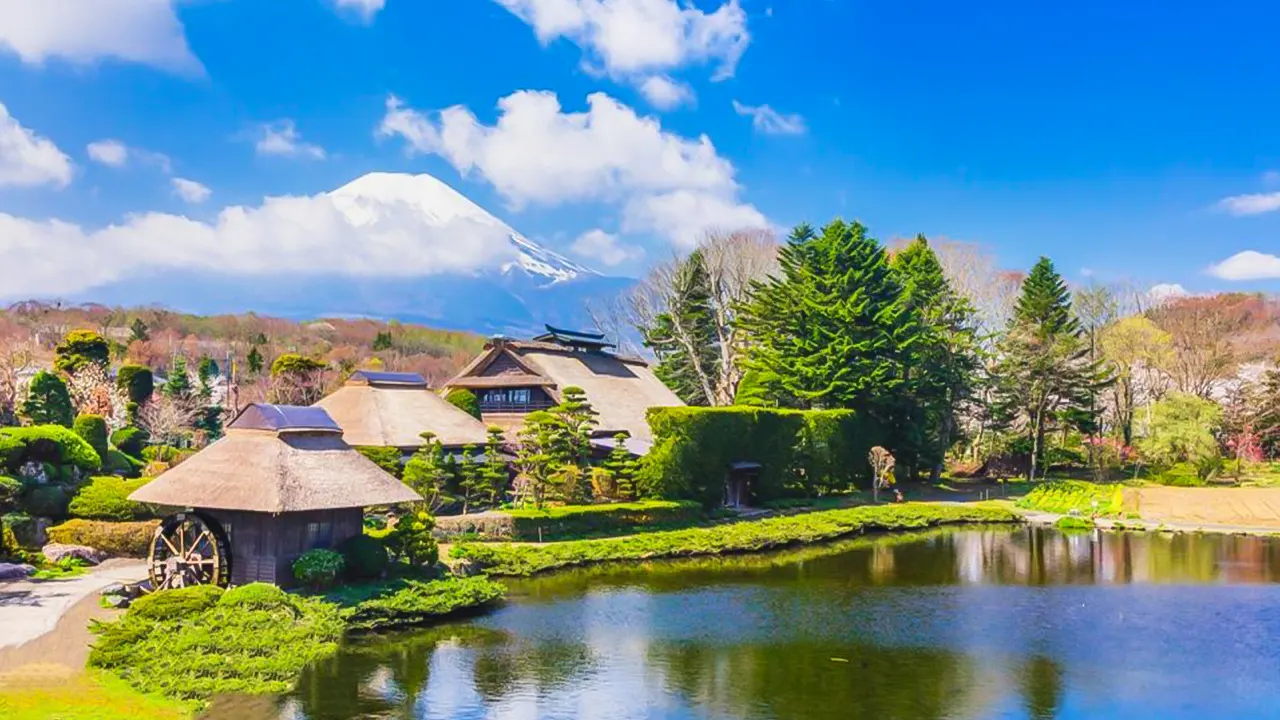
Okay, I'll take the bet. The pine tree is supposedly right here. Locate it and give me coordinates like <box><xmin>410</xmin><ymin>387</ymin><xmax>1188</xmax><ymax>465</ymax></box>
<box><xmin>642</xmin><ymin>250</ymin><xmax>720</xmax><ymax>406</ymax></box>
<box><xmin>740</xmin><ymin>219</ymin><xmax>924</xmax><ymax>416</ymax></box>
<box><xmin>480</xmin><ymin>426</ymin><xmax>509</xmax><ymax>507</ymax></box>
<box><xmin>372</xmin><ymin>331</ymin><xmax>394</xmax><ymax>351</ymax></box>
<box><xmin>1251</xmin><ymin>368</ymin><xmax>1280</xmax><ymax>459</ymax></box>
<box><xmin>129</xmin><ymin>317</ymin><xmax>150</xmax><ymax>343</ymax></box>
<box><xmin>890</xmin><ymin>235</ymin><xmax>981</xmax><ymax>479</ymax></box>
<box><xmin>992</xmin><ymin>257</ymin><xmax>1110</xmax><ymax>479</ymax></box>
<box><xmin>54</xmin><ymin>330</ymin><xmax>111</xmax><ymax>375</ymax></box>
<box><xmin>246</xmin><ymin>346</ymin><xmax>264</xmax><ymax>375</ymax></box>
<box><xmin>457</xmin><ymin>444</ymin><xmax>488</xmax><ymax>514</ymax></box>
<box><xmin>21</xmin><ymin>371</ymin><xmax>74</xmax><ymax>427</ymax></box>
<box><xmin>545</xmin><ymin>386</ymin><xmax>598</xmax><ymax>468</ymax></box>
<box><xmin>164</xmin><ymin>356</ymin><xmax>194</xmax><ymax>400</ymax></box>
<box><xmin>402</xmin><ymin>432</ymin><xmax>455</xmax><ymax>512</ymax></box>
<box><xmin>603</xmin><ymin>433</ymin><xmax>638</xmax><ymax>500</ymax></box>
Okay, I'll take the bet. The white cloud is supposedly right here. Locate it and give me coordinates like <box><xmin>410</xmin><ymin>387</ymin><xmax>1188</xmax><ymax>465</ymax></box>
<box><xmin>0</xmin><ymin>186</ymin><xmax>518</xmax><ymax>299</ymax></box>
<box><xmin>255</xmin><ymin>120</ymin><xmax>326</xmax><ymax>159</ymax></box>
<box><xmin>0</xmin><ymin>102</ymin><xmax>73</xmax><ymax>188</ymax></box>
<box><xmin>377</xmin><ymin>90</ymin><xmax>766</xmax><ymax>247</ymax></box>
<box><xmin>570</xmin><ymin>229</ymin><xmax>643</xmax><ymax>266</ymax></box>
<box><xmin>332</xmin><ymin>0</ymin><xmax>385</xmax><ymax>22</ymax></box>
<box><xmin>86</xmin><ymin>138</ymin><xmax>171</xmax><ymax>172</ymax></box>
<box><xmin>171</xmin><ymin>177</ymin><xmax>210</xmax><ymax>204</ymax></box>
<box><xmin>1206</xmin><ymin>250</ymin><xmax>1280</xmax><ymax>281</ymax></box>
<box><xmin>732</xmin><ymin>100</ymin><xmax>806</xmax><ymax>135</ymax></box>
<box><xmin>1216</xmin><ymin>191</ymin><xmax>1280</xmax><ymax>216</ymax></box>
<box><xmin>494</xmin><ymin>0</ymin><xmax>749</xmax><ymax>107</ymax></box>
<box><xmin>1147</xmin><ymin>282</ymin><xmax>1189</xmax><ymax>301</ymax></box>
<box><xmin>639</xmin><ymin>75</ymin><xmax>694</xmax><ymax>110</ymax></box>
<box><xmin>0</xmin><ymin>0</ymin><xmax>199</xmax><ymax>72</ymax></box>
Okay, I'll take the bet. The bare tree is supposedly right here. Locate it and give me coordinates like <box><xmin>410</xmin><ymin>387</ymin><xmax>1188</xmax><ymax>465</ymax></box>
<box><xmin>1149</xmin><ymin>297</ymin><xmax>1241</xmax><ymax>398</ymax></box>
<box><xmin>927</xmin><ymin>239</ymin><xmax>1024</xmax><ymax>344</ymax></box>
<box><xmin>138</xmin><ymin>394</ymin><xmax>201</xmax><ymax>446</ymax></box>
<box><xmin>66</xmin><ymin>364</ymin><xmax>130</xmax><ymax>430</ymax></box>
<box><xmin>0</xmin><ymin>337</ymin><xmax>34</xmax><ymax>426</ymax></box>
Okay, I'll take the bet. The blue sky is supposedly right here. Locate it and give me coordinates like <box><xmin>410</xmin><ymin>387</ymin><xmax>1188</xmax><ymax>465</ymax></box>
<box><xmin>2</xmin><ymin>0</ymin><xmax>1279</xmax><ymax>301</ymax></box>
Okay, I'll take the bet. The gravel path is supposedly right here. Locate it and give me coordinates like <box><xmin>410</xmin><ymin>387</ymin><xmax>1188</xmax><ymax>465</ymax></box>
<box><xmin>0</xmin><ymin>560</ymin><xmax>146</xmax><ymax>656</ymax></box>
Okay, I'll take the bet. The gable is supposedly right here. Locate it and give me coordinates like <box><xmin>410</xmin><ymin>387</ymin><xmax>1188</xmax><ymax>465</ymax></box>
<box><xmin>480</xmin><ymin>350</ymin><xmax>535</xmax><ymax>378</ymax></box>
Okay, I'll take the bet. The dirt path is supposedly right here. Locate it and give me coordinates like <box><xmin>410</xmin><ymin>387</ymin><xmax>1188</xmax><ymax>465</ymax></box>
<box><xmin>1123</xmin><ymin>487</ymin><xmax>1280</xmax><ymax>529</ymax></box>
<box><xmin>0</xmin><ymin>559</ymin><xmax>146</xmax><ymax>666</ymax></box>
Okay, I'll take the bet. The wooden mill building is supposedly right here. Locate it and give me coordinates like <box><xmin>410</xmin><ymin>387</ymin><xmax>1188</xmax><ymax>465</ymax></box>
<box><xmin>443</xmin><ymin>326</ymin><xmax>684</xmax><ymax>445</ymax></box>
<box><xmin>129</xmin><ymin>403</ymin><xmax>421</xmax><ymax>587</ymax></box>
<box><xmin>314</xmin><ymin>370</ymin><xmax>490</xmax><ymax>453</ymax></box>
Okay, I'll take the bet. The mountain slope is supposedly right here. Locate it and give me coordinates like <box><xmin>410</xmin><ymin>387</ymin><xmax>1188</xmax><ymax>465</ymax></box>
<box><xmin>72</xmin><ymin>173</ymin><xmax>635</xmax><ymax>336</ymax></box>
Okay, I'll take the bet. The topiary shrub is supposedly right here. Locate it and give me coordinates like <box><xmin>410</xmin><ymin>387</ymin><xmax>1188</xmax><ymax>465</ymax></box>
<box><xmin>0</xmin><ymin>435</ymin><xmax>22</xmax><ymax>471</ymax></box>
<box><xmin>110</xmin><ymin>426</ymin><xmax>150</xmax><ymax>458</ymax></box>
<box><xmin>337</xmin><ymin>534</ymin><xmax>389</xmax><ymax>579</ymax></box>
<box><xmin>46</xmin><ymin>518</ymin><xmax>159</xmax><ymax>557</ymax></box>
<box><xmin>0</xmin><ymin>425</ymin><xmax>102</xmax><ymax>474</ymax></box>
<box><xmin>0</xmin><ymin>522</ymin><xmax>19</xmax><ymax>560</ymax></box>
<box><xmin>128</xmin><ymin>585</ymin><xmax>225</xmax><ymax>620</ymax></box>
<box><xmin>54</xmin><ymin>330</ymin><xmax>111</xmax><ymax>375</ymax></box>
<box><xmin>115</xmin><ymin>364</ymin><xmax>155</xmax><ymax>405</ymax></box>
<box><xmin>0</xmin><ymin>474</ymin><xmax>21</xmax><ymax>506</ymax></box>
<box><xmin>22</xmin><ymin>484</ymin><xmax>70</xmax><ymax>518</ymax></box>
<box><xmin>218</xmin><ymin>583</ymin><xmax>288</xmax><ymax>610</ymax></box>
<box><xmin>3</xmin><ymin>512</ymin><xmax>37</xmax><ymax>548</ymax></box>
<box><xmin>19</xmin><ymin>371</ymin><xmax>74</xmax><ymax>427</ymax></box>
<box><xmin>68</xmin><ymin>476</ymin><xmax>154</xmax><ymax>520</ymax></box>
<box><xmin>356</xmin><ymin>446</ymin><xmax>403</xmax><ymax>478</ymax></box>
<box><xmin>445</xmin><ymin>388</ymin><xmax>482</xmax><ymax>420</ymax></box>
<box><xmin>106</xmin><ymin>449</ymin><xmax>145</xmax><ymax>478</ymax></box>
<box><xmin>293</xmin><ymin>548</ymin><xmax>345</xmax><ymax>589</ymax></box>
<box><xmin>141</xmin><ymin>445</ymin><xmax>196</xmax><ymax>466</ymax></box>
<box><xmin>73</xmin><ymin>414</ymin><xmax>110</xmax><ymax>463</ymax></box>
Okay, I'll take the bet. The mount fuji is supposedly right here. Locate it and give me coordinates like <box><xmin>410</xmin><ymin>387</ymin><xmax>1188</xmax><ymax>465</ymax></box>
<box><xmin>74</xmin><ymin>173</ymin><xmax>637</xmax><ymax>336</ymax></box>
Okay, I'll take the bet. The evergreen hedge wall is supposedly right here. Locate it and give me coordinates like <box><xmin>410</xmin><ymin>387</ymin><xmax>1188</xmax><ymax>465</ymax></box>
<box><xmin>638</xmin><ymin>407</ymin><xmax>883</xmax><ymax>507</ymax></box>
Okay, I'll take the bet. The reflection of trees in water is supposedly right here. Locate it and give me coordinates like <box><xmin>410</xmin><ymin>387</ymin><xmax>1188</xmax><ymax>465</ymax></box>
<box><xmin>646</xmin><ymin>640</ymin><xmax>1003</xmax><ymax>720</ymax></box>
<box><xmin>1019</xmin><ymin>655</ymin><xmax>1064</xmax><ymax>720</ymax></box>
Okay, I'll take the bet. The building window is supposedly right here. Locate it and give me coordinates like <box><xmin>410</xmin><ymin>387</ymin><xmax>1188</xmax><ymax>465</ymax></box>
<box><xmin>305</xmin><ymin>521</ymin><xmax>333</xmax><ymax>549</ymax></box>
<box><xmin>479</xmin><ymin>387</ymin><xmax>548</xmax><ymax>412</ymax></box>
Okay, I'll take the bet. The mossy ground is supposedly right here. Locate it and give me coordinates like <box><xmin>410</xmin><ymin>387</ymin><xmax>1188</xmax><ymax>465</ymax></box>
<box><xmin>0</xmin><ymin>666</ymin><xmax>192</xmax><ymax>720</ymax></box>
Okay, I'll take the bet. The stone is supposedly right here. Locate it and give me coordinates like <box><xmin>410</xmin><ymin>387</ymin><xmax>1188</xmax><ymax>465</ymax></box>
<box><xmin>42</xmin><ymin>543</ymin><xmax>106</xmax><ymax>566</ymax></box>
<box><xmin>0</xmin><ymin>562</ymin><xmax>36</xmax><ymax>580</ymax></box>
<box><xmin>102</xmin><ymin>583</ymin><xmax>127</xmax><ymax>596</ymax></box>
<box><xmin>101</xmin><ymin>594</ymin><xmax>130</xmax><ymax>609</ymax></box>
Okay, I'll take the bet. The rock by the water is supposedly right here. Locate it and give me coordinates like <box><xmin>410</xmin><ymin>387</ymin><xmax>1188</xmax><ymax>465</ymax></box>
<box><xmin>0</xmin><ymin>562</ymin><xmax>36</xmax><ymax>580</ymax></box>
<box><xmin>102</xmin><ymin>594</ymin><xmax>131</xmax><ymax>609</ymax></box>
<box><xmin>42</xmin><ymin>543</ymin><xmax>106</xmax><ymax>565</ymax></box>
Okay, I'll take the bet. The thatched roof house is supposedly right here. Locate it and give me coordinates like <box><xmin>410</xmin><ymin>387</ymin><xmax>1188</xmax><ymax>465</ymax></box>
<box><xmin>443</xmin><ymin>326</ymin><xmax>683</xmax><ymax>442</ymax></box>
<box><xmin>130</xmin><ymin>403</ymin><xmax>421</xmax><ymax>586</ymax></box>
<box><xmin>314</xmin><ymin>370</ymin><xmax>489</xmax><ymax>450</ymax></box>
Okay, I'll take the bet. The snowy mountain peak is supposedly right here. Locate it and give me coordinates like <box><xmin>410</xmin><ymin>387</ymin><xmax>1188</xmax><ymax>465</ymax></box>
<box><xmin>329</xmin><ymin>172</ymin><xmax>594</xmax><ymax>285</ymax></box>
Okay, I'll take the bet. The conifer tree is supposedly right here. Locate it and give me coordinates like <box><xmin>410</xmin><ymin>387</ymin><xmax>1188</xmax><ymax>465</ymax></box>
<box><xmin>603</xmin><ymin>433</ymin><xmax>638</xmax><ymax>500</ymax></box>
<box><xmin>129</xmin><ymin>317</ymin><xmax>150</xmax><ymax>343</ymax></box>
<box><xmin>246</xmin><ymin>346</ymin><xmax>264</xmax><ymax>375</ymax></box>
<box><xmin>740</xmin><ymin>219</ymin><xmax>924</xmax><ymax>418</ymax></box>
<box><xmin>54</xmin><ymin>330</ymin><xmax>111</xmax><ymax>375</ymax></box>
<box><xmin>164</xmin><ymin>356</ymin><xmax>194</xmax><ymax>400</ymax></box>
<box><xmin>21</xmin><ymin>371</ymin><xmax>74</xmax><ymax>427</ymax></box>
<box><xmin>457</xmin><ymin>444</ymin><xmax>488</xmax><ymax>513</ymax></box>
<box><xmin>642</xmin><ymin>250</ymin><xmax>720</xmax><ymax>406</ymax></box>
<box><xmin>403</xmin><ymin>432</ymin><xmax>454</xmax><ymax>512</ymax></box>
<box><xmin>480</xmin><ymin>426</ymin><xmax>509</xmax><ymax>507</ymax></box>
<box><xmin>992</xmin><ymin>257</ymin><xmax>1110</xmax><ymax>479</ymax></box>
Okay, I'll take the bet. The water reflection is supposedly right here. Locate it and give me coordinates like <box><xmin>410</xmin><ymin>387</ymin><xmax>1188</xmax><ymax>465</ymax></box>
<box><xmin>206</xmin><ymin>527</ymin><xmax>1280</xmax><ymax>720</ymax></box>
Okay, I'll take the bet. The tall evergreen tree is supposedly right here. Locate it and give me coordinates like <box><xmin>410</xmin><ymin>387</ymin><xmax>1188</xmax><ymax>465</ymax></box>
<box><xmin>164</xmin><ymin>356</ymin><xmax>194</xmax><ymax>400</ymax></box>
<box><xmin>642</xmin><ymin>250</ymin><xmax>720</xmax><ymax>406</ymax></box>
<box><xmin>992</xmin><ymin>257</ymin><xmax>1110</xmax><ymax>479</ymax></box>
<box><xmin>890</xmin><ymin>235</ymin><xmax>981</xmax><ymax>479</ymax></box>
<box><xmin>740</xmin><ymin>219</ymin><xmax>923</xmax><ymax>415</ymax></box>
<box><xmin>20</xmin><ymin>371</ymin><xmax>74</xmax><ymax>427</ymax></box>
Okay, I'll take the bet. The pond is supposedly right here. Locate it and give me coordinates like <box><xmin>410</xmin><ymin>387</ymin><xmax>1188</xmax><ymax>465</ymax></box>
<box><xmin>204</xmin><ymin>526</ymin><xmax>1280</xmax><ymax>720</ymax></box>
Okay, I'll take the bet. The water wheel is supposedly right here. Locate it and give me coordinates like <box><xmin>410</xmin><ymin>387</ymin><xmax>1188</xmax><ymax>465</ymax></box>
<box><xmin>148</xmin><ymin>512</ymin><xmax>232</xmax><ymax>590</ymax></box>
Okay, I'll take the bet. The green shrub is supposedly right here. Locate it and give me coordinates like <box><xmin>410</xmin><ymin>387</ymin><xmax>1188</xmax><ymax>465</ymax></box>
<box><xmin>444</xmin><ymin>388</ymin><xmax>482</xmax><ymax>419</ymax></box>
<box><xmin>110</xmin><ymin>426</ymin><xmax>150</xmax><ymax>458</ymax></box>
<box><xmin>74</xmin><ymin>414</ymin><xmax>110</xmax><ymax>462</ymax></box>
<box><xmin>0</xmin><ymin>522</ymin><xmax>19</xmax><ymax>560</ymax></box>
<box><xmin>337</xmin><ymin>534</ymin><xmax>389</xmax><ymax>579</ymax></box>
<box><xmin>128</xmin><ymin>585</ymin><xmax>225</xmax><ymax>620</ymax></box>
<box><xmin>47</xmin><ymin>519</ymin><xmax>159</xmax><ymax>556</ymax></box>
<box><xmin>1152</xmin><ymin>463</ymin><xmax>1206</xmax><ymax>487</ymax></box>
<box><xmin>1015</xmin><ymin>480</ymin><xmax>1124</xmax><ymax>516</ymax></box>
<box><xmin>140</xmin><ymin>445</ymin><xmax>195</xmax><ymax>466</ymax></box>
<box><xmin>0</xmin><ymin>474</ymin><xmax>21</xmax><ymax>506</ymax></box>
<box><xmin>639</xmin><ymin>407</ymin><xmax>883</xmax><ymax>506</ymax></box>
<box><xmin>19</xmin><ymin>371</ymin><xmax>74</xmax><ymax>427</ymax></box>
<box><xmin>453</xmin><ymin>502</ymin><xmax>1018</xmax><ymax>576</ymax></box>
<box><xmin>3</xmin><ymin>512</ymin><xmax>36</xmax><ymax>547</ymax></box>
<box><xmin>115</xmin><ymin>364</ymin><xmax>155</xmax><ymax>405</ymax></box>
<box><xmin>107</xmin><ymin>448</ymin><xmax>145</xmax><ymax>477</ymax></box>
<box><xmin>0</xmin><ymin>425</ymin><xmax>102</xmax><ymax>474</ymax></box>
<box><xmin>459</xmin><ymin>500</ymin><xmax>704</xmax><ymax>541</ymax></box>
<box><xmin>0</xmin><ymin>435</ymin><xmax>22</xmax><ymax>470</ymax></box>
<box><xmin>68</xmin><ymin>476</ymin><xmax>154</xmax><ymax>520</ymax></box>
<box><xmin>219</xmin><ymin>583</ymin><xmax>288</xmax><ymax>610</ymax></box>
<box><xmin>1055</xmin><ymin>516</ymin><xmax>1095</xmax><ymax>530</ymax></box>
<box><xmin>333</xmin><ymin>576</ymin><xmax>506</xmax><ymax>631</ymax></box>
<box><xmin>54</xmin><ymin>330</ymin><xmax>111</xmax><ymax>375</ymax></box>
<box><xmin>293</xmin><ymin>548</ymin><xmax>345</xmax><ymax>589</ymax></box>
<box><xmin>22</xmin><ymin>484</ymin><xmax>70</xmax><ymax>517</ymax></box>
<box><xmin>355</xmin><ymin>446</ymin><xmax>403</xmax><ymax>477</ymax></box>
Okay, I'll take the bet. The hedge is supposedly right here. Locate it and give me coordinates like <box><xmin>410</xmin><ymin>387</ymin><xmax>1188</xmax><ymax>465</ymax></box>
<box><xmin>638</xmin><ymin>407</ymin><xmax>883</xmax><ymax>507</ymax></box>
<box><xmin>110</xmin><ymin>426</ymin><xmax>150</xmax><ymax>458</ymax></box>
<box><xmin>21</xmin><ymin>484</ymin><xmax>70</xmax><ymax>517</ymax></box>
<box><xmin>68</xmin><ymin>476</ymin><xmax>156</xmax><ymax>521</ymax></box>
<box><xmin>0</xmin><ymin>425</ymin><xmax>103</xmax><ymax>475</ymax></box>
<box><xmin>435</xmin><ymin>500</ymin><xmax>705</xmax><ymax>541</ymax></box>
<box><xmin>115</xmin><ymin>364</ymin><xmax>155</xmax><ymax>405</ymax></box>
<box><xmin>47</xmin><ymin>518</ymin><xmax>159</xmax><ymax>557</ymax></box>
<box><xmin>1015</xmin><ymin>480</ymin><xmax>1124</xmax><ymax>517</ymax></box>
<box><xmin>74</xmin><ymin>414</ymin><xmax>110</xmax><ymax>462</ymax></box>
<box><xmin>444</xmin><ymin>388</ymin><xmax>482</xmax><ymax>420</ymax></box>
<box><xmin>356</xmin><ymin>446</ymin><xmax>403</xmax><ymax>478</ymax></box>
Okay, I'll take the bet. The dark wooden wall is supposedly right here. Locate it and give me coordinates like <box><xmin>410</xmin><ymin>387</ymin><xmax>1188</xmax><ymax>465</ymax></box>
<box><xmin>206</xmin><ymin>508</ymin><xmax>363</xmax><ymax>587</ymax></box>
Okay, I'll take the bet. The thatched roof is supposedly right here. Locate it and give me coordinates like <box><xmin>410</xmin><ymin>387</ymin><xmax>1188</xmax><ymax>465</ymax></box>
<box><xmin>445</xmin><ymin>338</ymin><xmax>683</xmax><ymax>442</ymax></box>
<box><xmin>129</xmin><ymin>403</ymin><xmax>422</xmax><ymax>513</ymax></box>
<box><xmin>314</xmin><ymin>372</ymin><xmax>489</xmax><ymax>448</ymax></box>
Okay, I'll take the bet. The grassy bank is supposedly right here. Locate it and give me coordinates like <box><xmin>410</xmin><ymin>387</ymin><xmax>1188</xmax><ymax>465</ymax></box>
<box><xmin>0</xmin><ymin>669</ymin><xmax>189</xmax><ymax>720</ymax></box>
<box><xmin>451</xmin><ymin>502</ymin><xmax>1018</xmax><ymax>576</ymax></box>
<box><xmin>1015</xmin><ymin>480</ymin><xmax>1124</xmax><ymax>516</ymax></box>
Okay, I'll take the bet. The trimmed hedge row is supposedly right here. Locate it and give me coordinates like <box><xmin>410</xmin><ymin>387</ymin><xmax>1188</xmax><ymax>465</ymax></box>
<box><xmin>68</xmin><ymin>476</ymin><xmax>156</xmax><ymax>521</ymax></box>
<box><xmin>434</xmin><ymin>500</ymin><xmax>704</xmax><ymax>541</ymax></box>
<box><xmin>1015</xmin><ymin>480</ymin><xmax>1125</xmax><ymax>517</ymax></box>
<box><xmin>638</xmin><ymin>406</ymin><xmax>884</xmax><ymax>507</ymax></box>
<box><xmin>47</xmin><ymin>518</ymin><xmax>159</xmax><ymax>557</ymax></box>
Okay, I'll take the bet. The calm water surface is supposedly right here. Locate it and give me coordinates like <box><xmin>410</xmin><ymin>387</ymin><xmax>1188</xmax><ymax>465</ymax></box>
<box><xmin>207</xmin><ymin>527</ymin><xmax>1280</xmax><ymax>720</ymax></box>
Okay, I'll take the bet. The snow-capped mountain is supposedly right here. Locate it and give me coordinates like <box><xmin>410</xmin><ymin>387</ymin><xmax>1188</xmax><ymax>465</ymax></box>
<box><xmin>71</xmin><ymin>172</ymin><xmax>636</xmax><ymax>336</ymax></box>
<box><xmin>329</xmin><ymin>172</ymin><xmax>594</xmax><ymax>286</ymax></box>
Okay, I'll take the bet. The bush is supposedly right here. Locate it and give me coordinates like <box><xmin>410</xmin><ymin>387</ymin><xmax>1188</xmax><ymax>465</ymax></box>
<box><xmin>128</xmin><ymin>585</ymin><xmax>225</xmax><ymax>620</ymax></box>
<box><xmin>1152</xmin><ymin>463</ymin><xmax>1206</xmax><ymax>487</ymax></box>
<box><xmin>638</xmin><ymin>407</ymin><xmax>883</xmax><ymax>507</ymax></box>
<box><xmin>1015</xmin><ymin>480</ymin><xmax>1124</xmax><ymax>516</ymax></box>
<box><xmin>444</xmin><ymin>388</ymin><xmax>482</xmax><ymax>419</ymax></box>
<box><xmin>22</xmin><ymin>484</ymin><xmax>70</xmax><ymax>518</ymax></box>
<box><xmin>0</xmin><ymin>474</ymin><xmax>21</xmax><ymax>506</ymax></box>
<box><xmin>1055</xmin><ymin>516</ymin><xmax>1095</xmax><ymax>530</ymax></box>
<box><xmin>0</xmin><ymin>435</ymin><xmax>22</xmax><ymax>470</ymax></box>
<box><xmin>111</xmin><ymin>426</ymin><xmax>150</xmax><ymax>458</ymax></box>
<box><xmin>54</xmin><ymin>330</ymin><xmax>111</xmax><ymax>375</ymax></box>
<box><xmin>19</xmin><ymin>371</ymin><xmax>74</xmax><ymax>427</ymax></box>
<box><xmin>141</xmin><ymin>445</ymin><xmax>195</xmax><ymax>466</ymax></box>
<box><xmin>0</xmin><ymin>522</ymin><xmax>19</xmax><ymax>560</ymax></box>
<box><xmin>355</xmin><ymin>446</ymin><xmax>403</xmax><ymax>477</ymax></box>
<box><xmin>219</xmin><ymin>583</ymin><xmax>288</xmax><ymax>610</ymax></box>
<box><xmin>435</xmin><ymin>500</ymin><xmax>704</xmax><ymax>541</ymax></box>
<box><xmin>74</xmin><ymin>414</ymin><xmax>110</xmax><ymax>462</ymax></box>
<box><xmin>0</xmin><ymin>425</ymin><xmax>103</xmax><ymax>474</ymax></box>
<box><xmin>333</xmin><ymin>576</ymin><xmax>506</xmax><ymax>631</ymax></box>
<box><xmin>115</xmin><ymin>364</ymin><xmax>155</xmax><ymax>405</ymax></box>
<box><xmin>293</xmin><ymin>548</ymin><xmax>345</xmax><ymax>589</ymax></box>
<box><xmin>47</xmin><ymin>519</ymin><xmax>159</xmax><ymax>556</ymax></box>
<box><xmin>68</xmin><ymin>476</ymin><xmax>155</xmax><ymax>520</ymax></box>
<box><xmin>107</xmin><ymin>448</ymin><xmax>145</xmax><ymax>477</ymax></box>
<box><xmin>337</xmin><ymin>534</ymin><xmax>389</xmax><ymax>579</ymax></box>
